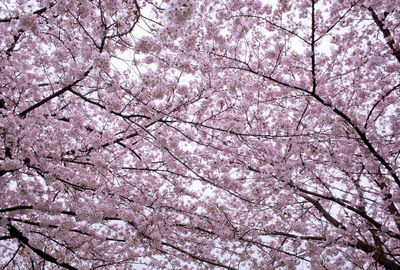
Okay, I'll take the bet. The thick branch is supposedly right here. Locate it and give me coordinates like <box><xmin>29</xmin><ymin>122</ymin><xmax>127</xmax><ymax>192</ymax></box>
<box><xmin>303</xmin><ymin>195</ymin><xmax>400</xmax><ymax>269</ymax></box>
<box><xmin>365</xmin><ymin>83</ymin><xmax>400</xmax><ymax>129</ymax></box>
<box><xmin>311</xmin><ymin>92</ymin><xmax>400</xmax><ymax>188</ymax></box>
<box><xmin>0</xmin><ymin>3</ymin><xmax>54</xmax><ymax>23</ymax></box>
<box><xmin>0</xmin><ymin>205</ymin><xmax>33</xmax><ymax>213</ymax></box>
<box><xmin>7</xmin><ymin>223</ymin><xmax>77</xmax><ymax>270</ymax></box>
<box><xmin>216</xmin><ymin>50</ymin><xmax>400</xmax><ymax>188</ymax></box>
<box><xmin>369</xmin><ymin>8</ymin><xmax>400</xmax><ymax>63</ymax></box>
<box><xmin>354</xmin><ymin>239</ymin><xmax>400</xmax><ymax>270</ymax></box>
<box><xmin>301</xmin><ymin>194</ymin><xmax>346</xmax><ymax>229</ymax></box>
<box><xmin>19</xmin><ymin>68</ymin><xmax>91</xmax><ymax>117</ymax></box>
<box><xmin>310</xmin><ymin>0</ymin><xmax>317</xmax><ymax>93</ymax></box>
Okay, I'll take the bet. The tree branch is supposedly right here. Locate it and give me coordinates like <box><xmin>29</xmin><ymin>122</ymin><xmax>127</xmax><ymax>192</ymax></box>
<box><xmin>19</xmin><ymin>68</ymin><xmax>91</xmax><ymax>117</ymax></box>
<box><xmin>7</xmin><ymin>223</ymin><xmax>77</xmax><ymax>270</ymax></box>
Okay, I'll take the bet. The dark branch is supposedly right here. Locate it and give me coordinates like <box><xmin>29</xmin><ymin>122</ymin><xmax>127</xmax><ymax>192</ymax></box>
<box><xmin>369</xmin><ymin>8</ymin><xmax>400</xmax><ymax>63</ymax></box>
<box><xmin>19</xmin><ymin>68</ymin><xmax>91</xmax><ymax>117</ymax></box>
<box><xmin>7</xmin><ymin>223</ymin><xmax>78</xmax><ymax>270</ymax></box>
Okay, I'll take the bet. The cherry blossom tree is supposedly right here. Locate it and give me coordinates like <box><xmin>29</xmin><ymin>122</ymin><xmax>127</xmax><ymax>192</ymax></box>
<box><xmin>1</xmin><ymin>0</ymin><xmax>400</xmax><ymax>269</ymax></box>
